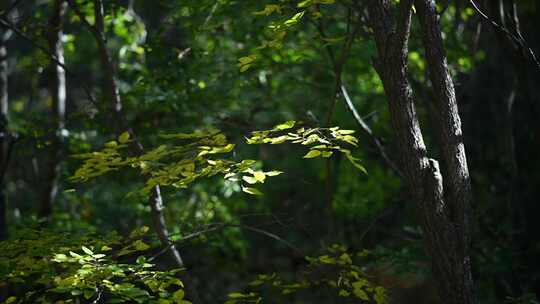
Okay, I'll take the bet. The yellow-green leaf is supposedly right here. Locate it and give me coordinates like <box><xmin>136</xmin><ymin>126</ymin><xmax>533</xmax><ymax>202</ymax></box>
<box><xmin>81</xmin><ymin>246</ymin><xmax>93</xmax><ymax>255</ymax></box>
<box><xmin>242</xmin><ymin>176</ymin><xmax>258</xmax><ymax>184</ymax></box>
<box><xmin>303</xmin><ymin>150</ymin><xmax>321</xmax><ymax>158</ymax></box>
<box><xmin>104</xmin><ymin>141</ymin><xmax>118</xmax><ymax>148</ymax></box>
<box><xmin>133</xmin><ymin>240</ymin><xmax>150</xmax><ymax>251</ymax></box>
<box><xmin>242</xmin><ymin>187</ymin><xmax>263</xmax><ymax>196</ymax></box>
<box><xmin>253</xmin><ymin>4</ymin><xmax>282</xmax><ymax>16</ymax></box>
<box><xmin>265</xmin><ymin>170</ymin><xmax>283</xmax><ymax>176</ymax></box>
<box><xmin>297</xmin><ymin>0</ymin><xmax>313</xmax><ymax>8</ymax></box>
<box><xmin>172</xmin><ymin>289</ymin><xmax>185</xmax><ymax>300</ymax></box>
<box><xmin>272</xmin><ymin>120</ymin><xmax>296</xmax><ymax>131</ymax></box>
<box><xmin>253</xmin><ymin>171</ymin><xmax>266</xmax><ymax>183</ymax></box>
<box><xmin>118</xmin><ymin>131</ymin><xmax>130</xmax><ymax>143</ymax></box>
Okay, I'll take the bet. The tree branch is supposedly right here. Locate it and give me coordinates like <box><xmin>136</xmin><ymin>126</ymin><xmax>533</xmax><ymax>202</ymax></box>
<box><xmin>340</xmin><ymin>84</ymin><xmax>402</xmax><ymax>176</ymax></box>
<box><xmin>0</xmin><ymin>16</ymin><xmax>98</xmax><ymax>106</ymax></box>
<box><xmin>66</xmin><ymin>1</ymin><xmax>201</xmax><ymax>302</ymax></box>
<box><xmin>469</xmin><ymin>0</ymin><xmax>540</xmax><ymax>70</ymax></box>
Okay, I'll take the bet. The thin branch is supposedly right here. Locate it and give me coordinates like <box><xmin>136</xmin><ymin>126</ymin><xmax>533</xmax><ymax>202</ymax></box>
<box><xmin>311</xmin><ymin>7</ymin><xmax>400</xmax><ymax>176</ymax></box>
<box><xmin>340</xmin><ymin>84</ymin><xmax>402</xmax><ymax>176</ymax></box>
<box><xmin>469</xmin><ymin>0</ymin><xmax>540</xmax><ymax>70</ymax></box>
<box><xmin>202</xmin><ymin>1</ymin><xmax>219</xmax><ymax>29</ymax></box>
<box><xmin>149</xmin><ymin>218</ymin><xmax>304</xmax><ymax>262</ymax></box>
<box><xmin>67</xmin><ymin>0</ymin><xmax>101</xmax><ymax>40</ymax></box>
<box><xmin>0</xmin><ymin>17</ymin><xmax>98</xmax><ymax>106</ymax></box>
<box><xmin>0</xmin><ymin>0</ymin><xmax>23</xmax><ymax>17</ymax></box>
<box><xmin>241</xmin><ymin>224</ymin><xmax>304</xmax><ymax>256</ymax></box>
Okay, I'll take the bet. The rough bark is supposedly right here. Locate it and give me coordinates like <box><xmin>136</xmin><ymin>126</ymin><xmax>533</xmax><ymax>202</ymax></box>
<box><xmin>415</xmin><ymin>1</ymin><xmax>474</xmax><ymax>302</ymax></box>
<box><xmin>366</xmin><ymin>1</ymin><xmax>475</xmax><ymax>303</ymax></box>
<box><xmin>39</xmin><ymin>0</ymin><xmax>67</xmax><ymax>220</ymax></box>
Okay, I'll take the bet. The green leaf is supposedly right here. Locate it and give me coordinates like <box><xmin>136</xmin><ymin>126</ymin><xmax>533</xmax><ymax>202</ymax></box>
<box><xmin>297</xmin><ymin>0</ymin><xmax>313</xmax><ymax>8</ymax></box>
<box><xmin>172</xmin><ymin>289</ymin><xmax>185</xmax><ymax>300</ymax></box>
<box><xmin>242</xmin><ymin>187</ymin><xmax>263</xmax><ymax>196</ymax></box>
<box><xmin>242</xmin><ymin>176</ymin><xmax>258</xmax><ymax>184</ymax></box>
<box><xmin>340</xmin><ymin>135</ymin><xmax>358</xmax><ymax>146</ymax></box>
<box><xmin>303</xmin><ymin>150</ymin><xmax>321</xmax><ymax>158</ymax></box>
<box><xmin>265</xmin><ymin>170</ymin><xmax>283</xmax><ymax>176</ymax></box>
<box><xmin>118</xmin><ymin>131</ymin><xmax>130</xmax><ymax>144</ymax></box>
<box><xmin>272</xmin><ymin>120</ymin><xmax>296</xmax><ymax>131</ymax></box>
<box><xmin>136</xmin><ymin>256</ymin><xmax>147</xmax><ymax>265</ymax></box>
<box><xmin>253</xmin><ymin>4</ymin><xmax>282</xmax><ymax>16</ymax></box>
<box><xmin>240</xmin><ymin>64</ymin><xmax>252</xmax><ymax>72</ymax></box>
<box><xmin>133</xmin><ymin>240</ymin><xmax>151</xmax><ymax>251</ymax></box>
<box><xmin>270</xmin><ymin>135</ymin><xmax>289</xmax><ymax>144</ymax></box>
<box><xmin>321</xmin><ymin>151</ymin><xmax>333</xmax><ymax>158</ymax></box>
<box><xmin>344</xmin><ymin>153</ymin><xmax>367</xmax><ymax>174</ymax></box>
<box><xmin>353</xmin><ymin>287</ymin><xmax>369</xmax><ymax>300</ymax></box>
<box><xmin>253</xmin><ymin>171</ymin><xmax>266</xmax><ymax>183</ymax></box>
<box><xmin>83</xmin><ymin>289</ymin><xmax>95</xmax><ymax>300</ymax></box>
<box><xmin>104</xmin><ymin>141</ymin><xmax>118</xmax><ymax>148</ymax></box>
<box><xmin>53</xmin><ymin>253</ymin><xmax>68</xmax><ymax>262</ymax></box>
<box><xmin>81</xmin><ymin>246</ymin><xmax>93</xmax><ymax>255</ymax></box>
<box><xmin>284</xmin><ymin>11</ymin><xmax>305</xmax><ymax>27</ymax></box>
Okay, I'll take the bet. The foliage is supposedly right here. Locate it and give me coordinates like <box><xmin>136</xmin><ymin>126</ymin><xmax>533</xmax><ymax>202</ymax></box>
<box><xmin>225</xmin><ymin>244</ymin><xmax>387</xmax><ymax>304</ymax></box>
<box><xmin>246</xmin><ymin>120</ymin><xmax>366</xmax><ymax>173</ymax></box>
<box><xmin>70</xmin><ymin>122</ymin><xmax>363</xmax><ymax>196</ymax></box>
<box><xmin>70</xmin><ymin>129</ymin><xmax>274</xmax><ymax>196</ymax></box>
<box><xmin>0</xmin><ymin>227</ymin><xmax>189</xmax><ymax>303</ymax></box>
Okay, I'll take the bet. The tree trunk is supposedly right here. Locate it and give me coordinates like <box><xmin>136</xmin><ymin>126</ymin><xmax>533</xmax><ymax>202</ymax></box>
<box><xmin>366</xmin><ymin>1</ymin><xmax>475</xmax><ymax>303</ymax></box>
<box><xmin>0</xmin><ymin>24</ymin><xmax>8</xmax><ymax>241</ymax></box>
<box><xmin>414</xmin><ymin>1</ymin><xmax>474</xmax><ymax>302</ymax></box>
<box><xmin>39</xmin><ymin>0</ymin><xmax>67</xmax><ymax>220</ymax></box>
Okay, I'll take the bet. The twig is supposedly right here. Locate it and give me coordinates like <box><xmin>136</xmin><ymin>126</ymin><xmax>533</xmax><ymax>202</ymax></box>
<box><xmin>241</xmin><ymin>224</ymin><xmax>304</xmax><ymax>256</ymax></box>
<box><xmin>149</xmin><ymin>219</ymin><xmax>305</xmax><ymax>262</ymax></box>
<box><xmin>0</xmin><ymin>17</ymin><xmax>98</xmax><ymax>106</ymax></box>
<box><xmin>469</xmin><ymin>0</ymin><xmax>540</xmax><ymax>70</ymax></box>
<box><xmin>92</xmin><ymin>287</ymin><xmax>103</xmax><ymax>304</ymax></box>
<box><xmin>340</xmin><ymin>84</ymin><xmax>402</xmax><ymax>177</ymax></box>
<box><xmin>1</xmin><ymin>0</ymin><xmax>23</xmax><ymax>17</ymax></box>
<box><xmin>202</xmin><ymin>2</ymin><xmax>219</xmax><ymax>29</ymax></box>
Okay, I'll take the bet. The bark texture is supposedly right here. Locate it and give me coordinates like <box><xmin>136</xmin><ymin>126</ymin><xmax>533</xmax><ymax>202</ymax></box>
<box><xmin>366</xmin><ymin>1</ymin><xmax>474</xmax><ymax>303</ymax></box>
<box><xmin>39</xmin><ymin>0</ymin><xmax>67</xmax><ymax>220</ymax></box>
<box><xmin>415</xmin><ymin>1</ymin><xmax>474</xmax><ymax>302</ymax></box>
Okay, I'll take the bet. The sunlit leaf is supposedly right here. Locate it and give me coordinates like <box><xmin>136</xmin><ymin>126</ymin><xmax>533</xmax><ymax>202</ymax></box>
<box><xmin>303</xmin><ymin>150</ymin><xmax>321</xmax><ymax>158</ymax></box>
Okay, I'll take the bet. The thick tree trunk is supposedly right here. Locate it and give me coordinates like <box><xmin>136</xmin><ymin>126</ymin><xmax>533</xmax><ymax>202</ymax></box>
<box><xmin>366</xmin><ymin>1</ymin><xmax>474</xmax><ymax>303</ymax></box>
<box><xmin>414</xmin><ymin>1</ymin><xmax>474</xmax><ymax>302</ymax></box>
<box><xmin>39</xmin><ymin>0</ymin><xmax>67</xmax><ymax>220</ymax></box>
